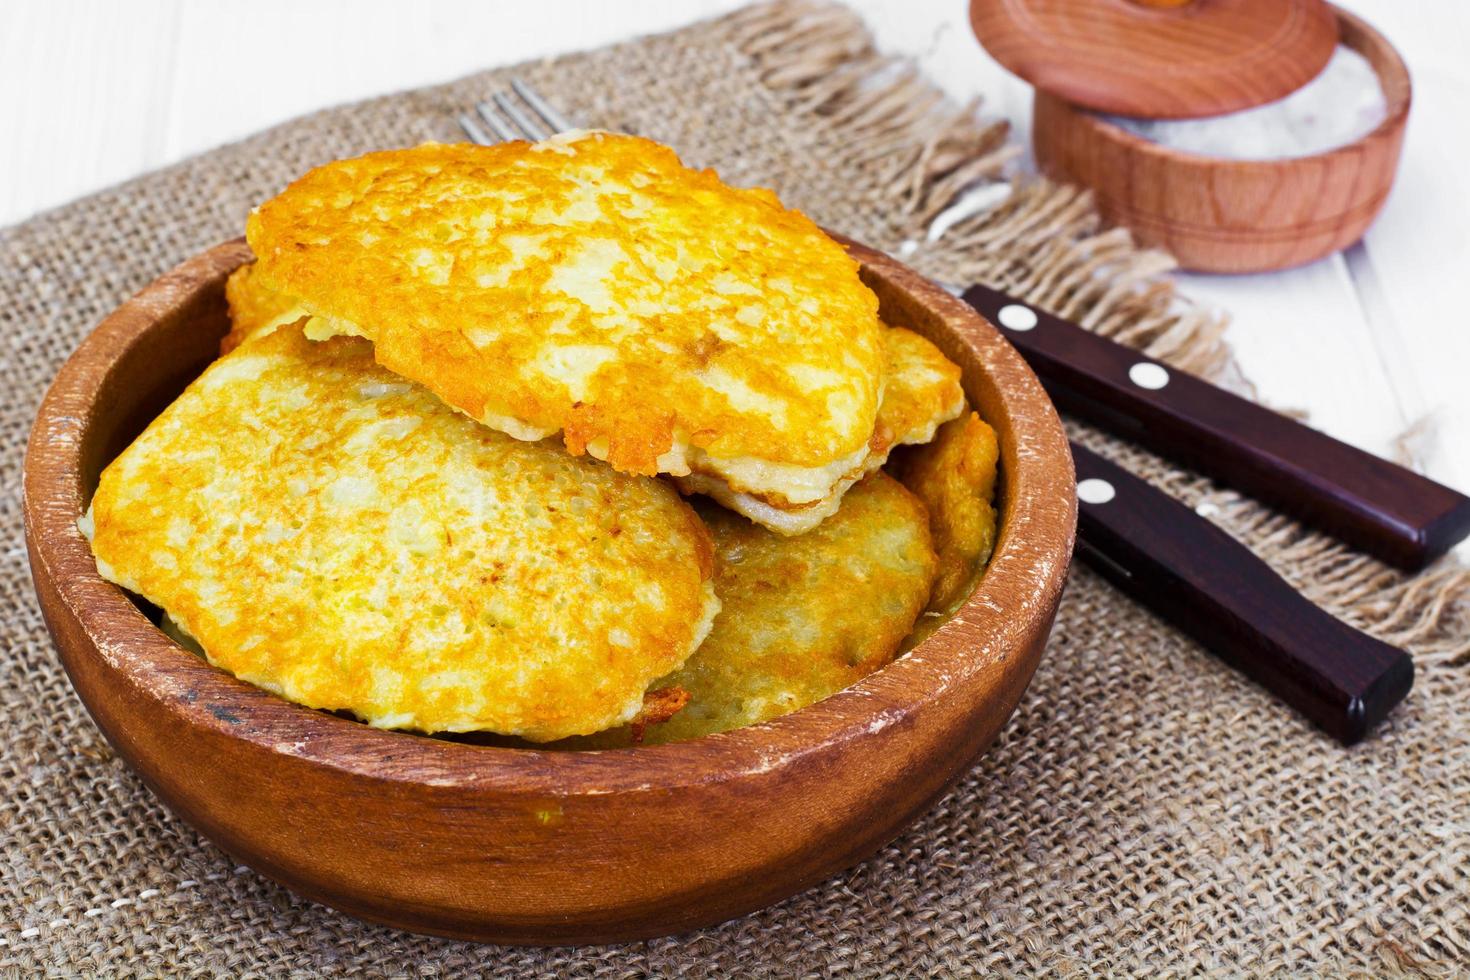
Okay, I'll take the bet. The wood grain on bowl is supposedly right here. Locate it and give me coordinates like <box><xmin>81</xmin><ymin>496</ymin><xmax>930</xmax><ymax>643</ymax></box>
<box><xmin>23</xmin><ymin>239</ymin><xmax>1075</xmax><ymax>945</ymax></box>
<box><xmin>1031</xmin><ymin>5</ymin><xmax>1410</xmax><ymax>274</ymax></box>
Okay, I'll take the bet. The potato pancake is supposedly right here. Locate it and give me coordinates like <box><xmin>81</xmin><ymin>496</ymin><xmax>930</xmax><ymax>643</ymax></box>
<box><xmin>677</xmin><ymin>324</ymin><xmax>963</xmax><ymax>534</ymax></box>
<box><xmin>565</xmin><ymin>472</ymin><xmax>936</xmax><ymax>747</ymax></box>
<box><xmin>221</xmin><ymin>261</ymin><xmax>306</xmax><ymax>354</ymax></box>
<box><xmin>893</xmin><ymin>410</ymin><xmax>1000</xmax><ymax>613</ymax></box>
<box><xmin>245</xmin><ymin>133</ymin><xmax>887</xmax><ymax>532</ymax></box>
<box><xmin>876</xmin><ymin>326</ymin><xmax>966</xmax><ymax>448</ymax></box>
<box><xmin>84</xmin><ymin>324</ymin><xmax>719</xmax><ymax>742</ymax></box>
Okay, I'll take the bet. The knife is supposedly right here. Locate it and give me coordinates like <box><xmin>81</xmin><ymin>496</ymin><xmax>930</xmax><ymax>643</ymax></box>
<box><xmin>1069</xmin><ymin>442</ymin><xmax>1414</xmax><ymax>745</ymax></box>
<box><xmin>961</xmin><ymin>284</ymin><xmax>1470</xmax><ymax>571</ymax></box>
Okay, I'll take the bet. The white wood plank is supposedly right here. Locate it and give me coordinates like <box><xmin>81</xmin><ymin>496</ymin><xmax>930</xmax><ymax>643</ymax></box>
<box><xmin>164</xmin><ymin>0</ymin><xmax>746</xmax><ymax>162</ymax></box>
<box><xmin>1174</xmin><ymin>256</ymin><xmax>1411</xmax><ymax>464</ymax></box>
<box><xmin>1334</xmin><ymin>0</ymin><xmax>1470</xmax><ymax>494</ymax></box>
<box><xmin>0</xmin><ymin>0</ymin><xmax>182</xmax><ymax>225</ymax></box>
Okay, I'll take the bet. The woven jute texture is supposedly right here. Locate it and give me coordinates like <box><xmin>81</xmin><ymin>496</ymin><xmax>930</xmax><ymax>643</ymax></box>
<box><xmin>4</xmin><ymin>3</ymin><xmax>1468</xmax><ymax>975</ymax></box>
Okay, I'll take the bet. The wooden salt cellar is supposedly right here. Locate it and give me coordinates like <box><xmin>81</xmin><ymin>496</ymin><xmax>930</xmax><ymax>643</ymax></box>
<box><xmin>970</xmin><ymin>0</ymin><xmax>1411</xmax><ymax>273</ymax></box>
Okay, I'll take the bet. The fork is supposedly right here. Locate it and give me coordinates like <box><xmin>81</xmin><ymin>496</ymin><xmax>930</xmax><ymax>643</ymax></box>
<box><xmin>451</xmin><ymin>80</ymin><xmax>1417</xmax><ymax>744</ymax></box>
<box><xmin>458</xmin><ymin>77</ymin><xmax>579</xmax><ymax>146</ymax></box>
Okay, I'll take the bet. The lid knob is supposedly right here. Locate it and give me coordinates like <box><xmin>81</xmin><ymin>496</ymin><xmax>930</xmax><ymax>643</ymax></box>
<box><xmin>969</xmin><ymin>0</ymin><xmax>1339</xmax><ymax>118</ymax></box>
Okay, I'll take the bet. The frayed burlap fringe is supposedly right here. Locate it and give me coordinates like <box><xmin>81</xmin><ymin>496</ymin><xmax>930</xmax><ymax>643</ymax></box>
<box><xmin>2</xmin><ymin>1</ymin><xmax>1468</xmax><ymax>974</ymax></box>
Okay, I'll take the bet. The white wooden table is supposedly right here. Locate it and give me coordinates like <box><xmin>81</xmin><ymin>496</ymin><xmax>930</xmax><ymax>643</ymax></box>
<box><xmin>4</xmin><ymin>0</ymin><xmax>1465</xmax><ymax>501</ymax></box>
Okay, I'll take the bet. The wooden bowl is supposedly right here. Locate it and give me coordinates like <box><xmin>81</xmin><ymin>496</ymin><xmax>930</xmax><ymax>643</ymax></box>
<box><xmin>1031</xmin><ymin>5</ymin><xmax>1410</xmax><ymax>274</ymax></box>
<box><xmin>23</xmin><ymin>238</ymin><xmax>1075</xmax><ymax>945</ymax></box>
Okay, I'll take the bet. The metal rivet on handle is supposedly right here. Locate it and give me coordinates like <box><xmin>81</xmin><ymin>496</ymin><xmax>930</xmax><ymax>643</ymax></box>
<box><xmin>1129</xmin><ymin>362</ymin><xmax>1170</xmax><ymax>390</ymax></box>
<box><xmin>997</xmin><ymin>304</ymin><xmax>1038</xmax><ymax>331</ymax></box>
<box><xmin>1077</xmin><ymin>478</ymin><xmax>1116</xmax><ymax>505</ymax></box>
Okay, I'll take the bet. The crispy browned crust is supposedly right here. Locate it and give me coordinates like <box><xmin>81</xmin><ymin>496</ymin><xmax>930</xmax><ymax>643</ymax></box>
<box><xmin>628</xmin><ymin>686</ymin><xmax>692</xmax><ymax>744</ymax></box>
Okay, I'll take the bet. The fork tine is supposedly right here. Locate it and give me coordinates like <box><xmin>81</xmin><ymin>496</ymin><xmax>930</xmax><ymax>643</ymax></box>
<box><xmin>457</xmin><ymin>113</ymin><xmax>493</xmax><ymax>145</ymax></box>
<box><xmin>492</xmin><ymin>91</ymin><xmax>551</xmax><ymax>141</ymax></box>
<box><xmin>475</xmin><ymin>101</ymin><xmax>520</xmax><ymax>142</ymax></box>
<box><xmin>511</xmin><ymin>78</ymin><xmax>576</xmax><ymax>133</ymax></box>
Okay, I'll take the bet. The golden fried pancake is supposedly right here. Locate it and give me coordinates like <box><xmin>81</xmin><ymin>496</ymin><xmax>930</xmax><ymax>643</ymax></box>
<box><xmin>894</xmin><ymin>410</ymin><xmax>1000</xmax><ymax>613</ymax></box>
<box><xmin>245</xmin><ymin>133</ymin><xmax>887</xmax><ymax>532</ymax></box>
<box><xmin>679</xmin><ymin>325</ymin><xmax>965</xmax><ymax>534</ymax></box>
<box><xmin>221</xmin><ymin>262</ymin><xmax>306</xmax><ymax>354</ymax></box>
<box><xmin>877</xmin><ymin>327</ymin><xmax>966</xmax><ymax>447</ymax></box>
<box><xmin>83</xmin><ymin>325</ymin><xmax>719</xmax><ymax>742</ymax></box>
<box><xmin>565</xmin><ymin>473</ymin><xmax>936</xmax><ymax>747</ymax></box>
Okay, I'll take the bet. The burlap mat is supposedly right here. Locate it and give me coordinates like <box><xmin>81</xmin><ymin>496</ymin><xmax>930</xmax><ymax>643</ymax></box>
<box><xmin>4</xmin><ymin>3</ymin><xmax>1468</xmax><ymax>974</ymax></box>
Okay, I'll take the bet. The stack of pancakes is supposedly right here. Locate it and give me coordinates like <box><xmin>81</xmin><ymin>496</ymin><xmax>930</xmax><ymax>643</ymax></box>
<box><xmin>85</xmin><ymin>132</ymin><xmax>999</xmax><ymax>746</ymax></box>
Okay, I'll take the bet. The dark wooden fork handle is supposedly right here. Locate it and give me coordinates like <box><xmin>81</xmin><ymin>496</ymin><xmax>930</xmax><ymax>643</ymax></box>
<box><xmin>1071</xmin><ymin>443</ymin><xmax>1414</xmax><ymax>745</ymax></box>
<box><xmin>963</xmin><ymin>284</ymin><xmax>1470</xmax><ymax>571</ymax></box>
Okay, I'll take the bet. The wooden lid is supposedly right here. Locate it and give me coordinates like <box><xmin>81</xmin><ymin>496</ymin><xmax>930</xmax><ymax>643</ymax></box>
<box><xmin>969</xmin><ymin>0</ymin><xmax>1339</xmax><ymax>118</ymax></box>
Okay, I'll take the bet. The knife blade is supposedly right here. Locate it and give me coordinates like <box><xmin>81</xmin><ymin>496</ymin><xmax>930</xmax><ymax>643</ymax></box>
<box><xmin>960</xmin><ymin>283</ymin><xmax>1470</xmax><ymax>571</ymax></box>
<box><xmin>1069</xmin><ymin>441</ymin><xmax>1414</xmax><ymax>744</ymax></box>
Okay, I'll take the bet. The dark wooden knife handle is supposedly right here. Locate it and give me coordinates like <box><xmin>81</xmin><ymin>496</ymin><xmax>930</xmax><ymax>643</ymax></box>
<box><xmin>962</xmin><ymin>284</ymin><xmax>1470</xmax><ymax>571</ymax></box>
<box><xmin>1071</xmin><ymin>442</ymin><xmax>1414</xmax><ymax>745</ymax></box>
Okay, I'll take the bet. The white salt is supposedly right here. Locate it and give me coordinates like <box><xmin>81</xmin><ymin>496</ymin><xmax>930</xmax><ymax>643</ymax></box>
<box><xmin>1099</xmin><ymin>46</ymin><xmax>1387</xmax><ymax>160</ymax></box>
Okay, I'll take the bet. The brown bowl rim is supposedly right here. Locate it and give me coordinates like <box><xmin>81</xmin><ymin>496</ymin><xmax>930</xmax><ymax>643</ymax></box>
<box><xmin>1059</xmin><ymin>4</ymin><xmax>1411</xmax><ymax>170</ymax></box>
<box><xmin>24</xmin><ymin>237</ymin><xmax>1076</xmax><ymax>798</ymax></box>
